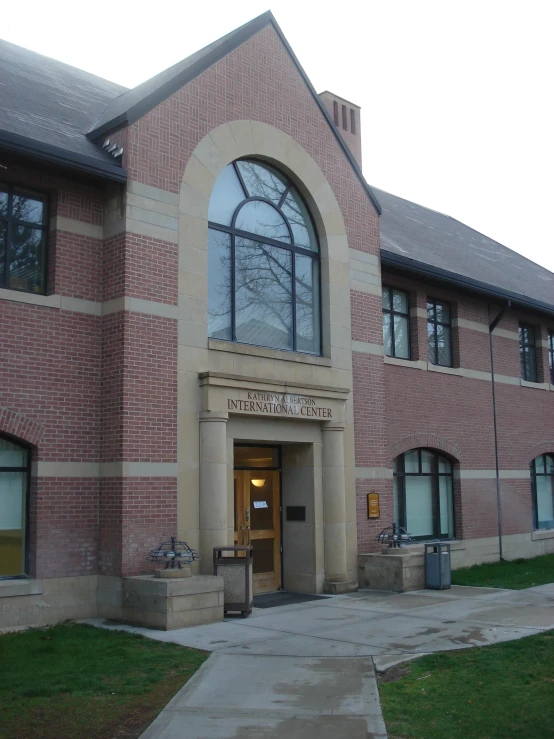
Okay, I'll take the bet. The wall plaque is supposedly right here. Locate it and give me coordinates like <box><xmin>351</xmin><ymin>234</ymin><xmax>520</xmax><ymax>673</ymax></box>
<box><xmin>367</xmin><ymin>492</ymin><xmax>380</xmax><ymax>519</ymax></box>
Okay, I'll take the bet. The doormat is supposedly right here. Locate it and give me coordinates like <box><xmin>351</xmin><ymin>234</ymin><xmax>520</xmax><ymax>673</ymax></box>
<box><xmin>253</xmin><ymin>591</ymin><xmax>329</xmax><ymax>609</ymax></box>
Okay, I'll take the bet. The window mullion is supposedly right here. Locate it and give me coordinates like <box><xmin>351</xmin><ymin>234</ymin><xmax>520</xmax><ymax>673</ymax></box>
<box><xmin>231</xmin><ymin>233</ymin><xmax>236</xmax><ymax>341</ymax></box>
<box><xmin>390</xmin><ymin>307</ymin><xmax>396</xmax><ymax>357</ymax></box>
<box><xmin>291</xmin><ymin>251</ymin><xmax>297</xmax><ymax>351</ymax></box>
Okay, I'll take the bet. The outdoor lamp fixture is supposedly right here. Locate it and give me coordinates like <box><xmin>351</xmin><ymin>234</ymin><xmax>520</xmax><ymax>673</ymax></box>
<box><xmin>251</xmin><ymin>478</ymin><xmax>265</xmax><ymax>487</ymax></box>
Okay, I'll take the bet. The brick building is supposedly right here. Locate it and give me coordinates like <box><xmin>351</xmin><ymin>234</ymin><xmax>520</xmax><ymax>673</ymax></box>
<box><xmin>1</xmin><ymin>12</ymin><xmax>552</xmax><ymax>629</ymax></box>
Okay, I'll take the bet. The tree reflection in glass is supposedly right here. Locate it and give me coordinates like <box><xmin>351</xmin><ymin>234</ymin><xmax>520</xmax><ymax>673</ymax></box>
<box><xmin>207</xmin><ymin>160</ymin><xmax>320</xmax><ymax>354</ymax></box>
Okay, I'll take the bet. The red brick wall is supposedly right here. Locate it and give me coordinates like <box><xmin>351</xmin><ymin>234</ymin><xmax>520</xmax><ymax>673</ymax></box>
<box><xmin>353</xmin><ymin>271</ymin><xmax>554</xmax><ymax>551</ymax></box>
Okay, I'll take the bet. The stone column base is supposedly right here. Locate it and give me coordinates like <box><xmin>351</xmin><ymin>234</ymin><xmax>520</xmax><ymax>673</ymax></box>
<box><xmin>323</xmin><ymin>580</ymin><xmax>358</xmax><ymax>595</ymax></box>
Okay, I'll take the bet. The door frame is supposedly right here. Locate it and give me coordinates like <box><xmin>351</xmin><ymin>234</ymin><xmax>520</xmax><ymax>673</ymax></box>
<box><xmin>233</xmin><ymin>444</ymin><xmax>283</xmax><ymax>593</ymax></box>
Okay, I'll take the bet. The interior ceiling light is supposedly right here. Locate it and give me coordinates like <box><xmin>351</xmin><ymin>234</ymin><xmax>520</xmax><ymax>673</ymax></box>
<box><xmin>251</xmin><ymin>479</ymin><xmax>265</xmax><ymax>487</ymax></box>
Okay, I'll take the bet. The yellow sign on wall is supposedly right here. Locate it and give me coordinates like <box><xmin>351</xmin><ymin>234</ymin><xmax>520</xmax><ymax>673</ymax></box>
<box><xmin>367</xmin><ymin>492</ymin><xmax>380</xmax><ymax>519</ymax></box>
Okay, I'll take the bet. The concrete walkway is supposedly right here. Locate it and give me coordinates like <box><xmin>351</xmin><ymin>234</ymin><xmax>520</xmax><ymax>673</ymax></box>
<box><xmin>85</xmin><ymin>583</ymin><xmax>554</xmax><ymax>738</ymax></box>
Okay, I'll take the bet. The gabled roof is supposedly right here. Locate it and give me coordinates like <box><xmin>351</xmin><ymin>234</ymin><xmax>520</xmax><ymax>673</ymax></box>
<box><xmin>85</xmin><ymin>11</ymin><xmax>382</xmax><ymax>214</ymax></box>
<box><xmin>0</xmin><ymin>38</ymin><xmax>127</xmax><ymax>181</ymax></box>
<box><xmin>376</xmin><ymin>187</ymin><xmax>554</xmax><ymax>314</ymax></box>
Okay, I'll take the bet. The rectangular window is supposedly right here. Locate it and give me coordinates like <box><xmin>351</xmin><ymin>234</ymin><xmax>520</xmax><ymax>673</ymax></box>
<box><xmin>350</xmin><ymin>108</ymin><xmax>356</xmax><ymax>134</ymax></box>
<box><xmin>519</xmin><ymin>324</ymin><xmax>537</xmax><ymax>382</ymax></box>
<box><xmin>0</xmin><ymin>185</ymin><xmax>48</xmax><ymax>295</ymax></box>
<box><xmin>427</xmin><ymin>299</ymin><xmax>452</xmax><ymax>366</ymax></box>
<box><xmin>548</xmin><ymin>331</ymin><xmax>554</xmax><ymax>385</ymax></box>
<box><xmin>333</xmin><ymin>101</ymin><xmax>339</xmax><ymax>126</ymax></box>
<box><xmin>382</xmin><ymin>286</ymin><xmax>410</xmax><ymax>359</ymax></box>
<box><xmin>342</xmin><ymin>104</ymin><xmax>347</xmax><ymax>130</ymax></box>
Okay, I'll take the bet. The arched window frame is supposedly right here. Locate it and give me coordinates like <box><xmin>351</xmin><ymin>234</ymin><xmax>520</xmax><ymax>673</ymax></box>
<box><xmin>0</xmin><ymin>434</ymin><xmax>31</xmax><ymax>579</ymax></box>
<box><xmin>393</xmin><ymin>448</ymin><xmax>455</xmax><ymax>540</ymax></box>
<box><xmin>208</xmin><ymin>158</ymin><xmax>322</xmax><ymax>355</ymax></box>
<box><xmin>531</xmin><ymin>454</ymin><xmax>554</xmax><ymax>530</ymax></box>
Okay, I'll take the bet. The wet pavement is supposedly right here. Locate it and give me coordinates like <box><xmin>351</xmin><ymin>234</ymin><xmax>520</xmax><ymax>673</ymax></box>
<box><xmin>84</xmin><ymin>583</ymin><xmax>554</xmax><ymax>737</ymax></box>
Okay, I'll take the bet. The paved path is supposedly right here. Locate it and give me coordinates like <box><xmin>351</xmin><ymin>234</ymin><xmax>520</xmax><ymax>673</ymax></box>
<box><xmin>85</xmin><ymin>583</ymin><xmax>554</xmax><ymax>738</ymax></box>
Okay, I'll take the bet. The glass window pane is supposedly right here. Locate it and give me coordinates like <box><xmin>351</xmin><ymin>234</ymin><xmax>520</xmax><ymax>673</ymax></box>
<box><xmin>0</xmin><ymin>438</ymin><xmax>28</xmax><ymax>467</ymax></box>
<box><xmin>405</xmin><ymin>476</ymin><xmax>433</xmax><ymax>538</ymax></box>
<box><xmin>421</xmin><ymin>450</ymin><xmax>433</xmax><ymax>473</ymax></box>
<box><xmin>236</xmin><ymin>161</ymin><xmax>287</xmax><ymax>204</ymax></box>
<box><xmin>392</xmin><ymin>290</ymin><xmax>408</xmax><ymax>314</ymax></box>
<box><xmin>524</xmin><ymin>346</ymin><xmax>537</xmax><ymax>381</ymax></box>
<box><xmin>207</xmin><ymin>229</ymin><xmax>232</xmax><ymax>341</ymax></box>
<box><xmin>383</xmin><ymin>313</ymin><xmax>392</xmax><ymax>356</ymax></box>
<box><xmin>435</xmin><ymin>301</ymin><xmax>450</xmax><ymax>324</ymax></box>
<box><xmin>404</xmin><ymin>450</ymin><xmax>419</xmax><ymax>473</ymax></box>
<box><xmin>234</xmin><ymin>446</ymin><xmax>279</xmax><ymax>468</ymax></box>
<box><xmin>12</xmin><ymin>193</ymin><xmax>45</xmax><ymax>225</ymax></box>
<box><xmin>437</xmin><ymin>325</ymin><xmax>452</xmax><ymax>366</ymax></box>
<box><xmin>382</xmin><ymin>286</ymin><xmax>390</xmax><ymax>311</ymax></box>
<box><xmin>393</xmin><ymin>476</ymin><xmax>400</xmax><ymax>524</ymax></box>
<box><xmin>534</xmin><ymin>456</ymin><xmax>546</xmax><ymax>474</ymax></box>
<box><xmin>208</xmin><ymin>164</ymin><xmax>246</xmax><ymax>226</ymax></box>
<box><xmin>0</xmin><ymin>222</ymin><xmax>6</xmax><ymax>286</ymax></box>
<box><xmin>393</xmin><ymin>315</ymin><xmax>409</xmax><ymax>358</ymax></box>
<box><xmin>281</xmin><ymin>191</ymin><xmax>317</xmax><ymax>251</ymax></box>
<box><xmin>427</xmin><ymin>301</ymin><xmax>435</xmax><ymax>320</ymax></box>
<box><xmin>0</xmin><ymin>470</ymin><xmax>26</xmax><ymax>576</ymax></box>
<box><xmin>235</xmin><ymin>238</ymin><xmax>293</xmax><ymax>350</ymax></box>
<box><xmin>252</xmin><ymin>536</ymin><xmax>274</xmax><ymax>574</ymax></box>
<box><xmin>536</xmin><ymin>475</ymin><xmax>554</xmax><ymax>529</ymax></box>
<box><xmin>438</xmin><ymin>456</ymin><xmax>452</xmax><ymax>474</ymax></box>
<box><xmin>235</xmin><ymin>201</ymin><xmax>291</xmax><ymax>243</ymax></box>
<box><xmin>439</xmin><ymin>476</ymin><xmax>454</xmax><ymax>537</ymax></box>
<box><xmin>9</xmin><ymin>226</ymin><xmax>45</xmax><ymax>293</ymax></box>
<box><xmin>428</xmin><ymin>320</ymin><xmax>436</xmax><ymax>363</ymax></box>
<box><xmin>295</xmin><ymin>254</ymin><xmax>320</xmax><ymax>354</ymax></box>
<box><xmin>546</xmin><ymin>455</ymin><xmax>554</xmax><ymax>475</ymax></box>
<box><xmin>0</xmin><ymin>189</ymin><xmax>8</xmax><ymax>219</ymax></box>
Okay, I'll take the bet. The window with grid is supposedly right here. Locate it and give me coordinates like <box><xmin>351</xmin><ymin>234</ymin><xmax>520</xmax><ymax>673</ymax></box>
<box><xmin>548</xmin><ymin>331</ymin><xmax>554</xmax><ymax>385</ymax></box>
<box><xmin>427</xmin><ymin>299</ymin><xmax>452</xmax><ymax>366</ymax></box>
<box><xmin>382</xmin><ymin>287</ymin><xmax>410</xmax><ymax>359</ymax></box>
<box><xmin>519</xmin><ymin>324</ymin><xmax>538</xmax><ymax>382</ymax></box>
<box><xmin>531</xmin><ymin>454</ymin><xmax>554</xmax><ymax>530</ymax></box>
<box><xmin>207</xmin><ymin>160</ymin><xmax>320</xmax><ymax>355</ymax></box>
<box><xmin>393</xmin><ymin>449</ymin><xmax>454</xmax><ymax>540</ymax></box>
<box><xmin>0</xmin><ymin>185</ymin><xmax>48</xmax><ymax>294</ymax></box>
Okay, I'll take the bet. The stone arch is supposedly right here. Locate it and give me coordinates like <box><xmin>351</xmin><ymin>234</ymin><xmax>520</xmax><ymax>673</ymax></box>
<box><xmin>0</xmin><ymin>407</ymin><xmax>44</xmax><ymax>448</ymax></box>
<box><xmin>389</xmin><ymin>433</ymin><xmax>461</xmax><ymax>463</ymax></box>
<box><xmin>178</xmin><ymin>120</ymin><xmax>349</xmax><ymax>358</ymax></box>
<box><xmin>525</xmin><ymin>441</ymin><xmax>554</xmax><ymax>466</ymax></box>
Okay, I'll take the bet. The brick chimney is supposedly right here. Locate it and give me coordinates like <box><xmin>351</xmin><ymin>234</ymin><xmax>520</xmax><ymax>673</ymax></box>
<box><xmin>319</xmin><ymin>91</ymin><xmax>362</xmax><ymax>169</ymax></box>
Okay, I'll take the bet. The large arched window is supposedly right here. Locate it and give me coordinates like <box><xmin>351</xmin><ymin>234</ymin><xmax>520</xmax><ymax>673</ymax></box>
<box><xmin>531</xmin><ymin>454</ymin><xmax>554</xmax><ymax>530</ymax></box>
<box><xmin>0</xmin><ymin>437</ymin><xmax>29</xmax><ymax>577</ymax></box>
<box><xmin>393</xmin><ymin>449</ymin><xmax>454</xmax><ymax>540</ymax></box>
<box><xmin>208</xmin><ymin>159</ymin><xmax>321</xmax><ymax>354</ymax></box>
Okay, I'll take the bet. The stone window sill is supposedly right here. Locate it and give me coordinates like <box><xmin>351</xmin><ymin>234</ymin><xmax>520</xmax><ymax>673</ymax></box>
<box><xmin>520</xmin><ymin>379</ymin><xmax>550</xmax><ymax>390</ymax></box>
<box><xmin>208</xmin><ymin>338</ymin><xmax>332</xmax><ymax>366</ymax></box>
<box><xmin>531</xmin><ymin>529</ymin><xmax>554</xmax><ymax>541</ymax></box>
<box><xmin>0</xmin><ymin>579</ymin><xmax>42</xmax><ymax>598</ymax></box>
<box><xmin>383</xmin><ymin>356</ymin><xmax>426</xmax><ymax>370</ymax></box>
<box><xmin>427</xmin><ymin>363</ymin><xmax>462</xmax><ymax>376</ymax></box>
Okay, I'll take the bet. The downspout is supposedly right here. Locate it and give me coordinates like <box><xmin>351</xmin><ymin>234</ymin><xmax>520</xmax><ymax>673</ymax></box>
<box><xmin>488</xmin><ymin>301</ymin><xmax>511</xmax><ymax>561</ymax></box>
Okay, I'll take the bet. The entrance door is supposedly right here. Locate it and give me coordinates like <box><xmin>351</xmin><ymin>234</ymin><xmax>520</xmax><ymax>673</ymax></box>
<box><xmin>234</xmin><ymin>469</ymin><xmax>281</xmax><ymax>594</ymax></box>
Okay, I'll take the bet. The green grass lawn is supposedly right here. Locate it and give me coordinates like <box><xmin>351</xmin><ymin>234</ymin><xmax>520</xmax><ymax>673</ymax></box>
<box><xmin>379</xmin><ymin>630</ymin><xmax>554</xmax><ymax>739</ymax></box>
<box><xmin>451</xmin><ymin>552</ymin><xmax>554</xmax><ymax>589</ymax></box>
<box><xmin>0</xmin><ymin>623</ymin><xmax>208</xmax><ymax>739</ymax></box>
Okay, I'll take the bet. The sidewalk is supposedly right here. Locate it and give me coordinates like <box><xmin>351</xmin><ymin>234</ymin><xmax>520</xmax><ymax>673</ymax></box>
<box><xmin>85</xmin><ymin>583</ymin><xmax>554</xmax><ymax>738</ymax></box>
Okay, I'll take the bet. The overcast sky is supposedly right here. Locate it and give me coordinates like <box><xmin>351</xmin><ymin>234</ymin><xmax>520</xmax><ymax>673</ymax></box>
<box><xmin>3</xmin><ymin>0</ymin><xmax>553</xmax><ymax>273</ymax></box>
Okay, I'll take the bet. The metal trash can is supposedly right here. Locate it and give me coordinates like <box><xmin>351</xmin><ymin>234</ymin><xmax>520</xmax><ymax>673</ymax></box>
<box><xmin>213</xmin><ymin>545</ymin><xmax>253</xmax><ymax>617</ymax></box>
<box><xmin>424</xmin><ymin>542</ymin><xmax>451</xmax><ymax>590</ymax></box>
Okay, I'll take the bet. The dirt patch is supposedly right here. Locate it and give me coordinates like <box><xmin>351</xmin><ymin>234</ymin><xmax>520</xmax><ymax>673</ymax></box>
<box><xmin>377</xmin><ymin>663</ymin><xmax>411</xmax><ymax>684</ymax></box>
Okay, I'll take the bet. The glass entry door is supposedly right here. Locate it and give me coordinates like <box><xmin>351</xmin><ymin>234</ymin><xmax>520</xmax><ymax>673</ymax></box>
<box><xmin>234</xmin><ymin>467</ymin><xmax>281</xmax><ymax>594</ymax></box>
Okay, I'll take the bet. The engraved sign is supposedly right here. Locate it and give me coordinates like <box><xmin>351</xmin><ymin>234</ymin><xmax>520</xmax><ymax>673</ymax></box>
<box><xmin>228</xmin><ymin>392</ymin><xmax>332</xmax><ymax>419</ymax></box>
